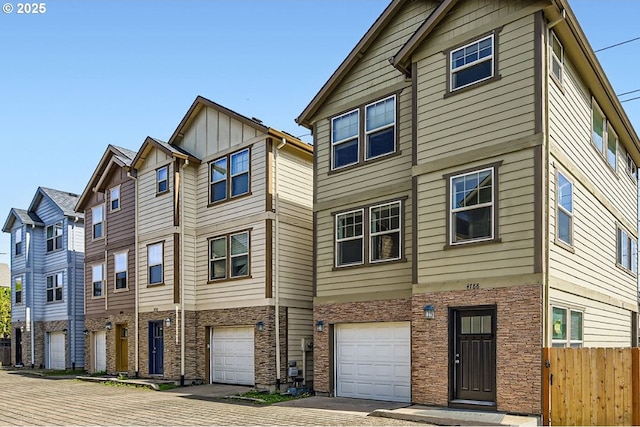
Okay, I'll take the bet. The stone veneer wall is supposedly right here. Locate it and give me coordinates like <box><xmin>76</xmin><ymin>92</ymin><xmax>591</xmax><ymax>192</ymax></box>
<box><xmin>312</xmin><ymin>298</ymin><xmax>412</xmax><ymax>396</ymax></box>
<box><xmin>84</xmin><ymin>313</ymin><xmax>135</xmax><ymax>375</ymax></box>
<box><xmin>412</xmin><ymin>284</ymin><xmax>543</xmax><ymax>415</ymax></box>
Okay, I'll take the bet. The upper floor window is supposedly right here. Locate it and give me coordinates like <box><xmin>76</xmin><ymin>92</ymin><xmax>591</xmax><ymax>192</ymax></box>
<box><xmin>552</xmin><ymin>306</ymin><xmax>583</xmax><ymax>348</ymax></box>
<box><xmin>620</xmin><ymin>144</ymin><xmax>639</xmax><ymax>181</ymax></box>
<box><xmin>14</xmin><ymin>276</ymin><xmax>22</xmax><ymax>305</ymax></box>
<box><xmin>448</xmin><ymin>167</ymin><xmax>496</xmax><ymax>245</ymax></box>
<box><xmin>92</xmin><ymin>264</ymin><xmax>103</xmax><ymax>297</ymax></box>
<box><xmin>450</xmin><ymin>34</ymin><xmax>494</xmax><ymax>91</ymax></box>
<box><xmin>157</xmin><ymin>166</ymin><xmax>168</xmax><ymax>194</ymax></box>
<box><xmin>114</xmin><ymin>252</ymin><xmax>127</xmax><ymax>290</ymax></box>
<box><xmin>549</xmin><ymin>31</ymin><xmax>563</xmax><ymax>84</ymax></box>
<box><xmin>209</xmin><ymin>148</ymin><xmax>250</xmax><ymax>204</ymax></box>
<box><xmin>110</xmin><ymin>186</ymin><xmax>120</xmax><ymax>211</ymax></box>
<box><xmin>46</xmin><ymin>222</ymin><xmax>63</xmax><ymax>252</ymax></box>
<box><xmin>92</xmin><ymin>205</ymin><xmax>104</xmax><ymax>239</ymax></box>
<box><xmin>14</xmin><ymin>229</ymin><xmax>22</xmax><ymax>256</ymax></box>
<box><xmin>617</xmin><ymin>226</ymin><xmax>637</xmax><ymax>275</ymax></box>
<box><xmin>46</xmin><ymin>272</ymin><xmax>63</xmax><ymax>302</ymax></box>
<box><xmin>148</xmin><ymin>242</ymin><xmax>163</xmax><ymax>285</ymax></box>
<box><xmin>335</xmin><ymin>200</ymin><xmax>403</xmax><ymax>267</ymax></box>
<box><xmin>592</xmin><ymin>101</ymin><xmax>617</xmax><ymax>170</ymax></box>
<box><xmin>208</xmin><ymin>231</ymin><xmax>250</xmax><ymax>280</ymax></box>
<box><xmin>556</xmin><ymin>171</ymin><xmax>573</xmax><ymax>247</ymax></box>
<box><xmin>331</xmin><ymin>95</ymin><xmax>397</xmax><ymax>171</ymax></box>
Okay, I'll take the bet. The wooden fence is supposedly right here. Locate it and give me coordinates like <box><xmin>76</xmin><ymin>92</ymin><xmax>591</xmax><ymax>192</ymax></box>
<box><xmin>543</xmin><ymin>347</ymin><xmax>640</xmax><ymax>425</ymax></box>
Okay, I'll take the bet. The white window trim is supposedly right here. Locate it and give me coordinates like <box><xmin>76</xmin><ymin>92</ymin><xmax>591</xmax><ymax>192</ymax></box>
<box><xmin>335</xmin><ymin>208</ymin><xmax>365</xmax><ymax>267</ymax></box>
<box><xmin>14</xmin><ymin>228</ymin><xmax>22</xmax><ymax>256</ymax></box>
<box><xmin>549</xmin><ymin>30</ymin><xmax>564</xmax><ymax>84</ymax></box>
<box><xmin>148</xmin><ymin>242</ymin><xmax>164</xmax><ymax>285</ymax></box>
<box><xmin>591</xmin><ymin>100</ymin><xmax>618</xmax><ymax>172</ymax></box>
<box><xmin>331</xmin><ymin>109</ymin><xmax>360</xmax><ymax>170</ymax></box>
<box><xmin>92</xmin><ymin>205</ymin><xmax>105</xmax><ymax>240</ymax></box>
<box><xmin>364</xmin><ymin>95</ymin><xmax>397</xmax><ymax>161</ymax></box>
<box><xmin>109</xmin><ymin>185</ymin><xmax>121</xmax><ymax>212</ymax></box>
<box><xmin>46</xmin><ymin>272</ymin><xmax>64</xmax><ymax>303</ymax></box>
<box><xmin>208</xmin><ymin>236</ymin><xmax>227</xmax><ymax>281</ymax></box>
<box><xmin>551</xmin><ymin>306</ymin><xmax>584</xmax><ymax>348</ymax></box>
<box><xmin>47</xmin><ymin>222</ymin><xmax>63</xmax><ymax>252</ymax></box>
<box><xmin>607</xmin><ymin>125</ymin><xmax>618</xmax><ymax>171</ymax></box>
<box><xmin>157</xmin><ymin>165</ymin><xmax>169</xmax><ymax>194</ymax></box>
<box><xmin>114</xmin><ymin>251</ymin><xmax>128</xmax><ymax>290</ymax></box>
<box><xmin>369</xmin><ymin>201</ymin><xmax>402</xmax><ymax>263</ymax></box>
<box><xmin>209</xmin><ymin>158</ymin><xmax>228</xmax><ymax>204</ymax></box>
<box><xmin>449</xmin><ymin>167</ymin><xmax>495</xmax><ymax>245</ymax></box>
<box><xmin>14</xmin><ymin>276</ymin><xmax>23</xmax><ymax>305</ymax></box>
<box><xmin>450</xmin><ymin>34</ymin><xmax>494</xmax><ymax>92</ymax></box>
<box><xmin>230</xmin><ymin>148</ymin><xmax>251</xmax><ymax>198</ymax></box>
<box><xmin>92</xmin><ymin>264</ymin><xmax>104</xmax><ymax>298</ymax></box>
<box><xmin>626</xmin><ymin>152</ymin><xmax>638</xmax><ymax>182</ymax></box>
<box><xmin>555</xmin><ymin>170</ymin><xmax>574</xmax><ymax>248</ymax></box>
<box><xmin>229</xmin><ymin>231</ymin><xmax>250</xmax><ymax>278</ymax></box>
<box><xmin>617</xmin><ymin>225</ymin><xmax>638</xmax><ymax>275</ymax></box>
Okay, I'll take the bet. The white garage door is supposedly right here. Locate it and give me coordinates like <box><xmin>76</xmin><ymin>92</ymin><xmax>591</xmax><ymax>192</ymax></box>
<box><xmin>336</xmin><ymin>322</ymin><xmax>410</xmax><ymax>402</ymax></box>
<box><xmin>211</xmin><ymin>326</ymin><xmax>254</xmax><ymax>385</ymax></box>
<box><xmin>94</xmin><ymin>331</ymin><xmax>107</xmax><ymax>372</ymax></box>
<box><xmin>48</xmin><ymin>332</ymin><xmax>65</xmax><ymax>370</ymax></box>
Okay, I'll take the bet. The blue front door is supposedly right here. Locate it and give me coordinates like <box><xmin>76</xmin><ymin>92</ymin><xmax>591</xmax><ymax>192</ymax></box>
<box><xmin>149</xmin><ymin>321</ymin><xmax>163</xmax><ymax>375</ymax></box>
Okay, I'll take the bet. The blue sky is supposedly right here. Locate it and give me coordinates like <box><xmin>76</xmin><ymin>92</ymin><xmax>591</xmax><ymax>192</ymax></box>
<box><xmin>1</xmin><ymin>0</ymin><xmax>639</xmax><ymax>265</ymax></box>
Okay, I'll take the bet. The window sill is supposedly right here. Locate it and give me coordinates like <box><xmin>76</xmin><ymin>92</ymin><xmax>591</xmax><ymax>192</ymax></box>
<box><xmin>589</xmin><ymin>142</ymin><xmax>618</xmax><ymax>175</ymax></box>
<box><xmin>207</xmin><ymin>274</ymin><xmax>252</xmax><ymax>284</ymax></box>
<box><xmin>550</xmin><ymin>72</ymin><xmax>564</xmax><ymax>94</ymax></box>
<box><xmin>328</xmin><ymin>150</ymin><xmax>402</xmax><ymax>176</ymax></box>
<box><xmin>155</xmin><ymin>190</ymin><xmax>170</xmax><ymax>197</ymax></box>
<box><xmin>332</xmin><ymin>257</ymin><xmax>408</xmax><ymax>271</ymax></box>
<box><xmin>92</xmin><ymin>236</ymin><xmax>105</xmax><ymax>242</ymax></box>
<box><xmin>114</xmin><ymin>287</ymin><xmax>129</xmax><ymax>293</ymax></box>
<box><xmin>110</xmin><ymin>208</ymin><xmax>121</xmax><ymax>213</ymax></box>
<box><xmin>444</xmin><ymin>75</ymin><xmax>502</xmax><ymax>99</ymax></box>
<box><xmin>553</xmin><ymin>238</ymin><xmax>575</xmax><ymax>254</ymax></box>
<box><xmin>207</xmin><ymin>191</ymin><xmax>253</xmax><ymax>208</ymax></box>
<box><xmin>45</xmin><ymin>301</ymin><xmax>64</xmax><ymax>305</ymax></box>
<box><xmin>46</xmin><ymin>248</ymin><xmax>64</xmax><ymax>255</ymax></box>
<box><xmin>147</xmin><ymin>282</ymin><xmax>164</xmax><ymax>288</ymax></box>
<box><xmin>443</xmin><ymin>238</ymin><xmax>501</xmax><ymax>250</ymax></box>
<box><xmin>616</xmin><ymin>262</ymin><xmax>638</xmax><ymax>278</ymax></box>
<box><xmin>91</xmin><ymin>295</ymin><xmax>105</xmax><ymax>300</ymax></box>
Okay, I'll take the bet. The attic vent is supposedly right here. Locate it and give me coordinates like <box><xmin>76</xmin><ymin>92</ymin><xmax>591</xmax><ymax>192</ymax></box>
<box><xmin>251</xmin><ymin>117</ymin><xmax>263</xmax><ymax>124</ymax></box>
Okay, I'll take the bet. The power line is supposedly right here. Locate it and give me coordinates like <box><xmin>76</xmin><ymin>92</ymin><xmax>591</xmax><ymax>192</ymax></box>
<box><xmin>595</xmin><ymin>36</ymin><xmax>640</xmax><ymax>53</ymax></box>
<box><xmin>621</xmin><ymin>96</ymin><xmax>640</xmax><ymax>103</ymax></box>
<box><xmin>618</xmin><ymin>89</ymin><xmax>640</xmax><ymax>97</ymax></box>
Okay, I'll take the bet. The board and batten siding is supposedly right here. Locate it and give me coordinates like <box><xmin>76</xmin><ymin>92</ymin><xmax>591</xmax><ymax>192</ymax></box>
<box><xmin>287</xmin><ymin>307</ymin><xmax>313</xmax><ymax>383</ymax></box>
<box><xmin>315</xmin><ymin>192</ymin><xmax>412</xmax><ymax>298</ymax></box>
<box><xmin>179</xmin><ymin>106</ymin><xmax>261</xmax><ymax>161</ymax></box>
<box><xmin>414</xmin><ymin>13</ymin><xmax>536</xmax><ymax>164</ymax></box>
<box><xmin>416</xmin><ymin>149</ymin><xmax>536</xmax><ymax>283</ymax></box>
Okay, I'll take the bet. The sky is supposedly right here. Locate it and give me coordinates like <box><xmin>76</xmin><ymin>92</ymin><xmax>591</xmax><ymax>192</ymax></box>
<box><xmin>1</xmin><ymin>0</ymin><xmax>639</xmax><ymax>266</ymax></box>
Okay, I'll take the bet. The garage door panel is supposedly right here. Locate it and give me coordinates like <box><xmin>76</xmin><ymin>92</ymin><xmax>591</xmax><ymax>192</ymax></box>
<box><xmin>94</xmin><ymin>331</ymin><xmax>107</xmax><ymax>372</ymax></box>
<box><xmin>336</xmin><ymin>322</ymin><xmax>410</xmax><ymax>403</ymax></box>
<box><xmin>49</xmin><ymin>332</ymin><xmax>65</xmax><ymax>370</ymax></box>
<box><xmin>211</xmin><ymin>326</ymin><xmax>254</xmax><ymax>386</ymax></box>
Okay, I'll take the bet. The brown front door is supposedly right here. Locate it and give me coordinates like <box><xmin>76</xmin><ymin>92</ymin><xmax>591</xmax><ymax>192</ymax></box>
<box><xmin>452</xmin><ymin>308</ymin><xmax>496</xmax><ymax>405</ymax></box>
<box><xmin>115</xmin><ymin>324</ymin><xmax>128</xmax><ymax>372</ymax></box>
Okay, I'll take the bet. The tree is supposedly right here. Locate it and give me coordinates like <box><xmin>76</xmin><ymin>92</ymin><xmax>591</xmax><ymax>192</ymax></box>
<box><xmin>0</xmin><ymin>287</ymin><xmax>10</xmax><ymax>338</ymax></box>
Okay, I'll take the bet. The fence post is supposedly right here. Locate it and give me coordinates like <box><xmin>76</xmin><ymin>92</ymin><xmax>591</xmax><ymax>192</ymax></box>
<box><xmin>633</xmin><ymin>348</ymin><xmax>640</xmax><ymax>426</ymax></box>
<box><xmin>543</xmin><ymin>347</ymin><xmax>550</xmax><ymax>426</ymax></box>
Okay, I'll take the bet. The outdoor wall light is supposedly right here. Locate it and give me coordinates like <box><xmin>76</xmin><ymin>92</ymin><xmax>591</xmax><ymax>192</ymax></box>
<box><xmin>105</xmin><ymin>321</ymin><xmax>113</xmax><ymax>330</ymax></box>
<box><xmin>165</xmin><ymin>318</ymin><xmax>171</xmax><ymax>327</ymax></box>
<box><xmin>316</xmin><ymin>320</ymin><xmax>325</xmax><ymax>333</ymax></box>
<box><xmin>62</xmin><ymin>328</ymin><xmax>68</xmax><ymax>335</ymax></box>
<box><xmin>423</xmin><ymin>305</ymin><xmax>435</xmax><ymax>320</ymax></box>
<box><xmin>83</xmin><ymin>329</ymin><xmax>89</xmax><ymax>336</ymax></box>
<box><xmin>20</xmin><ymin>325</ymin><xmax>25</xmax><ymax>333</ymax></box>
<box><xmin>255</xmin><ymin>321</ymin><xmax>265</xmax><ymax>332</ymax></box>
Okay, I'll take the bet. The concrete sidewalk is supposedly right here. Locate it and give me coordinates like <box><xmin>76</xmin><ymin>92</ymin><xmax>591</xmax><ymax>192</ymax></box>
<box><xmin>370</xmin><ymin>406</ymin><xmax>538</xmax><ymax>426</ymax></box>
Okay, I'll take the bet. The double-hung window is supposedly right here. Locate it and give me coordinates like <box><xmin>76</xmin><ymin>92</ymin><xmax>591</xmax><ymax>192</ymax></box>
<box><xmin>331</xmin><ymin>95</ymin><xmax>397</xmax><ymax>171</ymax></box>
<box><xmin>449</xmin><ymin>167</ymin><xmax>496</xmax><ymax>244</ymax></box>
<box><xmin>620</xmin><ymin>144</ymin><xmax>639</xmax><ymax>181</ymax></box>
<box><xmin>552</xmin><ymin>307</ymin><xmax>583</xmax><ymax>348</ymax></box>
<box><xmin>114</xmin><ymin>252</ymin><xmax>127</xmax><ymax>290</ymax></box>
<box><xmin>14</xmin><ymin>228</ymin><xmax>22</xmax><ymax>255</ymax></box>
<box><xmin>46</xmin><ymin>272</ymin><xmax>63</xmax><ymax>302</ymax></box>
<box><xmin>208</xmin><ymin>231</ymin><xmax>250</xmax><ymax>280</ymax></box>
<box><xmin>556</xmin><ymin>171</ymin><xmax>573</xmax><ymax>247</ymax></box>
<box><xmin>450</xmin><ymin>34</ymin><xmax>494</xmax><ymax>91</ymax></box>
<box><xmin>92</xmin><ymin>205</ymin><xmax>104</xmax><ymax>239</ymax></box>
<box><xmin>110</xmin><ymin>186</ymin><xmax>120</xmax><ymax>211</ymax></box>
<box><xmin>157</xmin><ymin>166</ymin><xmax>168</xmax><ymax>194</ymax></box>
<box><xmin>617</xmin><ymin>226</ymin><xmax>638</xmax><ymax>274</ymax></box>
<box><xmin>335</xmin><ymin>200</ymin><xmax>402</xmax><ymax>267</ymax></box>
<box><xmin>209</xmin><ymin>148</ymin><xmax>250</xmax><ymax>204</ymax></box>
<box><xmin>46</xmin><ymin>222</ymin><xmax>63</xmax><ymax>252</ymax></box>
<box><xmin>549</xmin><ymin>31</ymin><xmax>564</xmax><ymax>84</ymax></box>
<box><xmin>592</xmin><ymin>101</ymin><xmax>617</xmax><ymax>170</ymax></box>
<box><xmin>14</xmin><ymin>276</ymin><xmax>22</xmax><ymax>305</ymax></box>
<box><xmin>92</xmin><ymin>264</ymin><xmax>104</xmax><ymax>297</ymax></box>
<box><xmin>148</xmin><ymin>242</ymin><xmax>163</xmax><ymax>285</ymax></box>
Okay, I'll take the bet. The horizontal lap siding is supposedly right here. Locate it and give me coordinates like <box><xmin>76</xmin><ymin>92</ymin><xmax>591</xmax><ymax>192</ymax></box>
<box><xmin>137</xmin><ymin>154</ymin><xmax>174</xmax><ymax>237</ymax></box>
<box><xmin>549</xmin><ymin>288</ymin><xmax>632</xmax><ymax>347</ymax></box>
<box><xmin>84</xmin><ymin>191</ymin><xmax>106</xmax><ymax>263</ymax></box>
<box><xmin>195</xmin><ymin>221</ymin><xmax>266</xmax><ymax>309</ymax></box>
<box><xmin>104</xmin><ymin>247</ymin><xmax>134</xmax><ymax>312</ymax></box>
<box><xmin>278</xmin><ymin>221</ymin><xmax>313</xmax><ymax>305</ymax></box>
<box><xmin>277</xmin><ymin>148</ymin><xmax>312</xmax><ymax>222</ymax></box>
<box><xmin>416</xmin><ymin>14</ymin><xmax>536</xmax><ymax>163</ymax></box>
<box><xmin>183</xmin><ymin>166</ymin><xmax>198</xmax><ymax>308</ymax></box>
<box><xmin>316</xmin><ymin>192</ymin><xmax>412</xmax><ymax>297</ymax></box>
<box><xmin>138</xmin><ymin>233</ymin><xmax>174</xmax><ymax>312</ymax></box>
<box><xmin>287</xmin><ymin>307</ymin><xmax>313</xmax><ymax>383</ymax></box>
<box><xmin>417</xmin><ymin>149</ymin><xmax>536</xmax><ymax>282</ymax></box>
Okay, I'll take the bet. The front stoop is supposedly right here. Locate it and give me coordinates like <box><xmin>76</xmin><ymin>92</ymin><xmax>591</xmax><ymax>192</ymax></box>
<box><xmin>369</xmin><ymin>406</ymin><xmax>539</xmax><ymax>426</ymax></box>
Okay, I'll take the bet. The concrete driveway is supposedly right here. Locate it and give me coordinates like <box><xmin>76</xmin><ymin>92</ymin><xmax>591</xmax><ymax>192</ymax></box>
<box><xmin>0</xmin><ymin>370</ymin><xmax>421</xmax><ymax>426</ymax></box>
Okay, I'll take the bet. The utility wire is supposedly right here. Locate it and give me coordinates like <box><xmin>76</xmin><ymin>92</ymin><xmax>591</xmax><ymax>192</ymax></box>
<box><xmin>618</xmin><ymin>89</ymin><xmax>640</xmax><ymax>97</ymax></box>
<box><xmin>621</xmin><ymin>96</ymin><xmax>640</xmax><ymax>103</ymax></box>
<box><xmin>595</xmin><ymin>35</ymin><xmax>640</xmax><ymax>52</ymax></box>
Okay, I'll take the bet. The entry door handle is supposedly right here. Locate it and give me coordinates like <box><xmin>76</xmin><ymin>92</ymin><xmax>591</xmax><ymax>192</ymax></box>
<box><xmin>454</xmin><ymin>353</ymin><xmax>460</xmax><ymax>364</ymax></box>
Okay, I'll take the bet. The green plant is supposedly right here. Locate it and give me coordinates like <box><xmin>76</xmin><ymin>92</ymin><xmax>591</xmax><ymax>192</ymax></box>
<box><xmin>234</xmin><ymin>390</ymin><xmax>309</xmax><ymax>404</ymax></box>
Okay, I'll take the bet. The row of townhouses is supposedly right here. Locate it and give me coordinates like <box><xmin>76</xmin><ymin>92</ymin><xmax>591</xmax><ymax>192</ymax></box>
<box><xmin>4</xmin><ymin>0</ymin><xmax>640</xmax><ymax>417</ymax></box>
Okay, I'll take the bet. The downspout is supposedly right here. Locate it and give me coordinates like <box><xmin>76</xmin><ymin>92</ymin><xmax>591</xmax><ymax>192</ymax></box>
<box><xmin>70</xmin><ymin>217</ymin><xmax>77</xmax><ymax>370</ymax></box>
<box><xmin>128</xmin><ymin>170</ymin><xmax>140</xmax><ymax>377</ymax></box>
<box><xmin>544</xmin><ymin>8</ymin><xmax>565</xmax><ymax>348</ymax></box>
<box><xmin>274</xmin><ymin>137</ymin><xmax>287</xmax><ymax>388</ymax></box>
<box><xmin>28</xmin><ymin>225</ymin><xmax>35</xmax><ymax>368</ymax></box>
<box><xmin>180</xmin><ymin>159</ymin><xmax>188</xmax><ymax>385</ymax></box>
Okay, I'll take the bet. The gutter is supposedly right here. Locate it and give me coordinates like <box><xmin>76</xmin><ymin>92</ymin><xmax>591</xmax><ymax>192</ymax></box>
<box><xmin>274</xmin><ymin>137</ymin><xmax>287</xmax><ymax>388</ymax></box>
<box><xmin>128</xmin><ymin>170</ymin><xmax>140</xmax><ymax>377</ymax></box>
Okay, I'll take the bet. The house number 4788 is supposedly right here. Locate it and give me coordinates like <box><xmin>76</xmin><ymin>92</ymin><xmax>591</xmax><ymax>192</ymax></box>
<box><xmin>466</xmin><ymin>283</ymin><xmax>480</xmax><ymax>290</ymax></box>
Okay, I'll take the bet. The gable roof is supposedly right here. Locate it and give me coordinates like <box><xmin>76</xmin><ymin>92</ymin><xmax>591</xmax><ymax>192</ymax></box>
<box><xmin>296</xmin><ymin>0</ymin><xmax>408</xmax><ymax>129</ymax></box>
<box><xmin>76</xmin><ymin>144</ymin><xmax>138</xmax><ymax>211</ymax></box>
<box><xmin>131</xmin><ymin>136</ymin><xmax>201</xmax><ymax>170</ymax></box>
<box><xmin>29</xmin><ymin>187</ymin><xmax>83</xmax><ymax>219</ymax></box>
<box><xmin>2</xmin><ymin>208</ymin><xmax>44</xmax><ymax>232</ymax></box>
